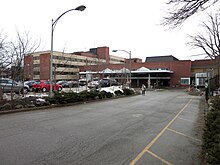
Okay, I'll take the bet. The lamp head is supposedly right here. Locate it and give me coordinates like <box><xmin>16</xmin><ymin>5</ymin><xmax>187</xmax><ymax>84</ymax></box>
<box><xmin>112</xmin><ymin>50</ymin><xmax>118</xmax><ymax>52</ymax></box>
<box><xmin>75</xmin><ymin>5</ymin><xmax>86</xmax><ymax>11</ymax></box>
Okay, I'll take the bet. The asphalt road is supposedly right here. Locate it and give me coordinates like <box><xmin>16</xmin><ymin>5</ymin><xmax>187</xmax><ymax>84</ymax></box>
<box><xmin>0</xmin><ymin>89</ymin><xmax>204</xmax><ymax>165</ymax></box>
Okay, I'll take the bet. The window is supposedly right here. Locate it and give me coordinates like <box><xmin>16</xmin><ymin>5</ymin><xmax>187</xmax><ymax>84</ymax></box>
<box><xmin>33</xmin><ymin>56</ymin><xmax>39</xmax><ymax>60</ymax></box>
<box><xmin>180</xmin><ymin>78</ymin><xmax>190</xmax><ymax>85</ymax></box>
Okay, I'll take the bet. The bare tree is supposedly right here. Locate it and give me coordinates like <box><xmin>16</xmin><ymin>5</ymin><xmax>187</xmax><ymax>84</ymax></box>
<box><xmin>188</xmin><ymin>13</ymin><xmax>220</xmax><ymax>87</ymax></box>
<box><xmin>163</xmin><ymin>0</ymin><xmax>219</xmax><ymax>28</ymax></box>
<box><xmin>188</xmin><ymin>13</ymin><xmax>220</xmax><ymax>59</ymax></box>
<box><xmin>0</xmin><ymin>32</ymin><xmax>13</xmax><ymax>100</ymax></box>
<box><xmin>0</xmin><ymin>32</ymin><xmax>12</xmax><ymax>73</ymax></box>
<box><xmin>9</xmin><ymin>30</ymin><xmax>41</xmax><ymax>82</ymax></box>
<box><xmin>0</xmin><ymin>30</ymin><xmax>41</xmax><ymax>100</ymax></box>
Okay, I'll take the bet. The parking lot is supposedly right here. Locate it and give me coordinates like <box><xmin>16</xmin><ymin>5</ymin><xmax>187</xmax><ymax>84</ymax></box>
<box><xmin>0</xmin><ymin>89</ymin><xmax>204</xmax><ymax>165</ymax></box>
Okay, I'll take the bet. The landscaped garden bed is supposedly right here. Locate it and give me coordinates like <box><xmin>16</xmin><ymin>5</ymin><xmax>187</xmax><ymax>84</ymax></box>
<box><xmin>0</xmin><ymin>88</ymin><xmax>135</xmax><ymax>112</ymax></box>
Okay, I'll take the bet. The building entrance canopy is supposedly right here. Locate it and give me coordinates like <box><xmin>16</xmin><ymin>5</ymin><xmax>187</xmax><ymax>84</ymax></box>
<box><xmin>79</xmin><ymin>67</ymin><xmax>174</xmax><ymax>88</ymax></box>
<box><xmin>79</xmin><ymin>67</ymin><xmax>173</xmax><ymax>75</ymax></box>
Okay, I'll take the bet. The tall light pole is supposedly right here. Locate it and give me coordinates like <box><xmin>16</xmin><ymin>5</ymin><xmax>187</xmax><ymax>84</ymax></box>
<box><xmin>27</xmin><ymin>64</ymin><xmax>30</xmax><ymax>79</ymax></box>
<box><xmin>49</xmin><ymin>5</ymin><xmax>86</xmax><ymax>97</ymax></box>
<box><xmin>112</xmin><ymin>49</ymin><xmax>132</xmax><ymax>87</ymax></box>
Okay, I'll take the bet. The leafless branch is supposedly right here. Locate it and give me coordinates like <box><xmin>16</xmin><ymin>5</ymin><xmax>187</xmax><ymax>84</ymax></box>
<box><xmin>163</xmin><ymin>0</ymin><xmax>219</xmax><ymax>28</ymax></box>
<box><xmin>187</xmin><ymin>13</ymin><xmax>220</xmax><ymax>59</ymax></box>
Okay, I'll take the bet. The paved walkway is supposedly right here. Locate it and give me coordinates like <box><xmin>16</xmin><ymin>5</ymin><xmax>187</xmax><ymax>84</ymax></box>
<box><xmin>130</xmin><ymin>95</ymin><xmax>205</xmax><ymax>165</ymax></box>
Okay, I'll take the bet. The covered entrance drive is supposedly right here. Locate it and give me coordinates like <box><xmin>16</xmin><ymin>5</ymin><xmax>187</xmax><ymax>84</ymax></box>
<box><xmin>80</xmin><ymin>67</ymin><xmax>174</xmax><ymax>88</ymax></box>
<box><xmin>131</xmin><ymin>67</ymin><xmax>173</xmax><ymax>88</ymax></box>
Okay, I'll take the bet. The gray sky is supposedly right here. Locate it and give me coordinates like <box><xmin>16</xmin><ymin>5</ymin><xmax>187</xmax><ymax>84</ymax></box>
<box><xmin>0</xmin><ymin>0</ymin><xmax>211</xmax><ymax>61</ymax></box>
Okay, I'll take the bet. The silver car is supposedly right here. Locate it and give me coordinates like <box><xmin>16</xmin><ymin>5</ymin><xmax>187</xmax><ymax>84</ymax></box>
<box><xmin>0</xmin><ymin>78</ymin><xmax>28</xmax><ymax>94</ymax></box>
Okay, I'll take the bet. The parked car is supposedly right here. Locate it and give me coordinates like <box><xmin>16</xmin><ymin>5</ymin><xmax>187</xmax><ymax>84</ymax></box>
<box><xmin>99</xmin><ymin>78</ymin><xmax>119</xmax><ymax>87</ymax></box>
<box><xmin>32</xmin><ymin>80</ymin><xmax>62</xmax><ymax>92</ymax></box>
<box><xmin>24</xmin><ymin>80</ymin><xmax>38</xmax><ymax>91</ymax></box>
<box><xmin>0</xmin><ymin>78</ymin><xmax>29</xmax><ymax>94</ymax></box>
<box><xmin>62</xmin><ymin>81</ymin><xmax>79</xmax><ymax>88</ymax></box>
<box><xmin>88</xmin><ymin>80</ymin><xmax>99</xmax><ymax>88</ymax></box>
<box><xmin>79</xmin><ymin>79</ymin><xmax>87</xmax><ymax>86</ymax></box>
<box><xmin>56</xmin><ymin>80</ymin><xmax>67</xmax><ymax>87</ymax></box>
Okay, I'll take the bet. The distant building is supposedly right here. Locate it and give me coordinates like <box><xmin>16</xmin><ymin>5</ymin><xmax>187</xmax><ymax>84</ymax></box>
<box><xmin>24</xmin><ymin>46</ymin><xmax>125</xmax><ymax>81</ymax></box>
<box><xmin>24</xmin><ymin>46</ymin><xmax>219</xmax><ymax>88</ymax></box>
<box><xmin>145</xmin><ymin>55</ymin><xmax>179</xmax><ymax>62</ymax></box>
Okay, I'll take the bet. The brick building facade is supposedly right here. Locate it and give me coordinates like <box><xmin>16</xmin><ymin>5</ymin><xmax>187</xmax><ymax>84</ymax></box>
<box><xmin>24</xmin><ymin>46</ymin><xmax>219</xmax><ymax>88</ymax></box>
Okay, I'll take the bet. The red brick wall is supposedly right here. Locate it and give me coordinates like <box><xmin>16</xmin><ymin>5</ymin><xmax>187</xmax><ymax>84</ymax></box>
<box><xmin>192</xmin><ymin>59</ymin><xmax>216</xmax><ymax>67</ymax></box>
<box><xmin>80</xmin><ymin>60</ymin><xmax>192</xmax><ymax>86</ymax></box>
<box><xmin>130</xmin><ymin>60</ymin><xmax>192</xmax><ymax>86</ymax></box>
<box><xmin>24</xmin><ymin>55</ymin><xmax>33</xmax><ymax>80</ymax></box>
<box><xmin>40</xmin><ymin>53</ymin><xmax>50</xmax><ymax>80</ymax></box>
<box><xmin>97</xmin><ymin>46</ymin><xmax>110</xmax><ymax>63</ymax></box>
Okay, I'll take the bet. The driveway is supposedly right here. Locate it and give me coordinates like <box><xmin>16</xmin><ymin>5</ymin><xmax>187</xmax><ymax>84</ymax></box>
<box><xmin>0</xmin><ymin>89</ymin><xmax>204</xmax><ymax>165</ymax></box>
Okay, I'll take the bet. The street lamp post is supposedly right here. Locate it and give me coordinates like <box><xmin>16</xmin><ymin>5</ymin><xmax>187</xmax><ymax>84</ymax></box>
<box><xmin>112</xmin><ymin>49</ymin><xmax>131</xmax><ymax>87</ymax></box>
<box><xmin>27</xmin><ymin>64</ymin><xmax>30</xmax><ymax>79</ymax></box>
<box><xmin>49</xmin><ymin>5</ymin><xmax>86</xmax><ymax>97</ymax></box>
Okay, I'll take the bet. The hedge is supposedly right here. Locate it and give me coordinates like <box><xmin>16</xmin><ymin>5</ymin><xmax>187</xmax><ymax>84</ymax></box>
<box><xmin>45</xmin><ymin>88</ymin><xmax>134</xmax><ymax>105</ymax></box>
<box><xmin>203</xmin><ymin>96</ymin><xmax>220</xmax><ymax>164</ymax></box>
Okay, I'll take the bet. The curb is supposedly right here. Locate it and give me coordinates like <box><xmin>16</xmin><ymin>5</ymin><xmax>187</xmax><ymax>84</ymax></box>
<box><xmin>0</xmin><ymin>93</ymin><xmax>139</xmax><ymax>115</ymax></box>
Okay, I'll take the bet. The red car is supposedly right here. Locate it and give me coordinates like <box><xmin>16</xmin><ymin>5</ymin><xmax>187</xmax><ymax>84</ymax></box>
<box><xmin>32</xmin><ymin>80</ymin><xmax>62</xmax><ymax>92</ymax></box>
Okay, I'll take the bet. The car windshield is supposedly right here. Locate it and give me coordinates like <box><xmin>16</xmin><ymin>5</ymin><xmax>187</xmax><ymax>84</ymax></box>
<box><xmin>8</xmin><ymin>80</ymin><xmax>13</xmax><ymax>84</ymax></box>
<box><xmin>35</xmin><ymin>81</ymin><xmax>41</xmax><ymax>84</ymax></box>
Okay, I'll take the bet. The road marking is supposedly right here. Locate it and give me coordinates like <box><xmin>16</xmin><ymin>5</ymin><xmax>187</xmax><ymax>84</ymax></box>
<box><xmin>178</xmin><ymin>117</ymin><xmax>195</xmax><ymax>123</ymax></box>
<box><xmin>178</xmin><ymin>117</ymin><xmax>203</xmax><ymax>126</ymax></box>
<box><xmin>132</xmin><ymin>114</ymin><xmax>144</xmax><ymax>118</ymax></box>
<box><xmin>129</xmin><ymin>98</ymin><xmax>192</xmax><ymax>165</ymax></box>
<box><xmin>182</xmin><ymin>110</ymin><xmax>198</xmax><ymax>115</ymax></box>
<box><xmin>145</xmin><ymin>150</ymin><xmax>172</xmax><ymax>165</ymax></box>
<box><xmin>167</xmin><ymin>128</ymin><xmax>202</xmax><ymax>142</ymax></box>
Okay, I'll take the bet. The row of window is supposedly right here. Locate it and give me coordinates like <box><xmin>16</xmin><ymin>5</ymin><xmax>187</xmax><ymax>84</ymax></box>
<box><xmin>53</xmin><ymin>56</ymin><xmax>93</xmax><ymax>63</ymax></box>
<box><xmin>33</xmin><ymin>64</ymin><xmax>79</xmax><ymax>68</ymax></box>
<box><xmin>53</xmin><ymin>64</ymin><xmax>79</xmax><ymax>68</ymax></box>
<box><xmin>54</xmin><ymin>72</ymin><xmax>78</xmax><ymax>75</ymax></box>
<box><xmin>34</xmin><ymin>56</ymin><xmax>100</xmax><ymax>65</ymax></box>
<box><xmin>33</xmin><ymin>71</ymin><xmax>78</xmax><ymax>76</ymax></box>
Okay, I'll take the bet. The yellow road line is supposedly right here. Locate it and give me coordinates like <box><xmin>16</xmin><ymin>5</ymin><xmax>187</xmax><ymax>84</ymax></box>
<box><xmin>145</xmin><ymin>150</ymin><xmax>173</xmax><ymax>165</ymax></box>
<box><xmin>167</xmin><ymin>128</ymin><xmax>202</xmax><ymax>142</ymax></box>
<box><xmin>129</xmin><ymin>99</ymin><xmax>192</xmax><ymax>165</ymax></box>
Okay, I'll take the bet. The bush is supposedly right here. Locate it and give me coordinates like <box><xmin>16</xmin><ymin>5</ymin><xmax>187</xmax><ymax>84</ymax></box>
<box><xmin>46</xmin><ymin>91</ymin><xmax>82</xmax><ymax>104</ymax></box>
<box><xmin>45</xmin><ymin>97</ymin><xmax>59</xmax><ymax>104</ymax></box>
<box><xmin>78</xmin><ymin>90</ymin><xmax>99</xmax><ymax>101</ymax></box>
<box><xmin>99</xmin><ymin>91</ymin><xmax>114</xmax><ymax>98</ymax></box>
<box><xmin>203</xmin><ymin>96</ymin><xmax>220</xmax><ymax>164</ymax></box>
<box><xmin>62</xmin><ymin>92</ymin><xmax>82</xmax><ymax>103</ymax></box>
<box><xmin>45</xmin><ymin>88</ymin><xmax>134</xmax><ymax>105</ymax></box>
<box><xmin>115</xmin><ymin>90</ymin><xmax>123</xmax><ymax>96</ymax></box>
<box><xmin>106</xmin><ymin>92</ymin><xmax>114</xmax><ymax>98</ymax></box>
<box><xmin>78</xmin><ymin>91</ymin><xmax>90</xmax><ymax>101</ymax></box>
<box><xmin>88</xmin><ymin>90</ymin><xmax>100</xmax><ymax>100</ymax></box>
<box><xmin>99</xmin><ymin>91</ymin><xmax>107</xmax><ymax>99</ymax></box>
<box><xmin>123</xmin><ymin>88</ymin><xmax>134</xmax><ymax>95</ymax></box>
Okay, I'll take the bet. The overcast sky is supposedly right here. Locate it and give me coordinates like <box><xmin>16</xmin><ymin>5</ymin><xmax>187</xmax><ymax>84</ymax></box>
<box><xmin>0</xmin><ymin>0</ymin><xmax>213</xmax><ymax>61</ymax></box>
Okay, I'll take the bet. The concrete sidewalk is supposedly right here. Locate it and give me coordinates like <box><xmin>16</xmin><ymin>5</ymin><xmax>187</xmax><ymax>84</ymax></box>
<box><xmin>131</xmin><ymin>95</ymin><xmax>205</xmax><ymax>165</ymax></box>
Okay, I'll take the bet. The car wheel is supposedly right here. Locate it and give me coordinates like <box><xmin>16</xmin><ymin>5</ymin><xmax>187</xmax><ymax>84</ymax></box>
<box><xmin>42</xmin><ymin>87</ymin><xmax>47</xmax><ymax>92</ymax></box>
<box><xmin>58</xmin><ymin>87</ymin><xmax>62</xmax><ymax>91</ymax></box>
